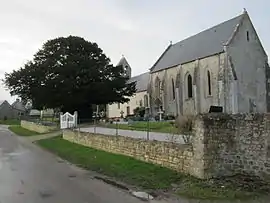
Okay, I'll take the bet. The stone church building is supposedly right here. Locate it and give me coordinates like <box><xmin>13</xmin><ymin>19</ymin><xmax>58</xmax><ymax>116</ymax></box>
<box><xmin>108</xmin><ymin>10</ymin><xmax>269</xmax><ymax>118</ymax></box>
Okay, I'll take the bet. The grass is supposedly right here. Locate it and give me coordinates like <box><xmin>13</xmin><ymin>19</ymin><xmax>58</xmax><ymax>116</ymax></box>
<box><xmin>37</xmin><ymin>136</ymin><xmax>269</xmax><ymax>200</ymax></box>
<box><xmin>8</xmin><ymin>125</ymin><xmax>39</xmax><ymax>136</ymax></box>
<box><xmin>102</xmin><ymin>121</ymin><xmax>179</xmax><ymax>134</ymax></box>
<box><xmin>0</xmin><ymin>119</ymin><xmax>21</xmax><ymax>125</ymax></box>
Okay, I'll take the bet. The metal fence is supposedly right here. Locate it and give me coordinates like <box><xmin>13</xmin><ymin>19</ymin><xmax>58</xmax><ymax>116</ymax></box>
<box><xmin>76</xmin><ymin>118</ymin><xmax>192</xmax><ymax>144</ymax></box>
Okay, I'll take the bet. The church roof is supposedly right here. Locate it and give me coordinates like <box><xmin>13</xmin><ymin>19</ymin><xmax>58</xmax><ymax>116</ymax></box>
<box><xmin>128</xmin><ymin>72</ymin><xmax>149</xmax><ymax>92</ymax></box>
<box><xmin>117</xmin><ymin>56</ymin><xmax>131</xmax><ymax>67</ymax></box>
<box><xmin>150</xmin><ymin>13</ymin><xmax>244</xmax><ymax>73</ymax></box>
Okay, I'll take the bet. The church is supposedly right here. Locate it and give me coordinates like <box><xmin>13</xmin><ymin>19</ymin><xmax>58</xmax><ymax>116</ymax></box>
<box><xmin>107</xmin><ymin>10</ymin><xmax>269</xmax><ymax>119</ymax></box>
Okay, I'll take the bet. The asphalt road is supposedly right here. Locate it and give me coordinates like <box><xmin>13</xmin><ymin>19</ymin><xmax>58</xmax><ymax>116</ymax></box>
<box><xmin>0</xmin><ymin>125</ymin><xmax>146</xmax><ymax>203</ymax></box>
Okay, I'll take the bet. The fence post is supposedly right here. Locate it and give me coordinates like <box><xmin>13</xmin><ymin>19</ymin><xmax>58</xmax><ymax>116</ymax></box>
<box><xmin>147</xmin><ymin>118</ymin><xmax>150</xmax><ymax>140</ymax></box>
<box><xmin>116</xmin><ymin>122</ymin><xmax>118</xmax><ymax>136</ymax></box>
<box><xmin>94</xmin><ymin>117</ymin><xmax>96</xmax><ymax>134</ymax></box>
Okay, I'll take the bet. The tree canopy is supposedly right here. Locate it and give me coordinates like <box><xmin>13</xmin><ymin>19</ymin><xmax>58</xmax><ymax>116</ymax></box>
<box><xmin>4</xmin><ymin>36</ymin><xmax>136</xmax><ymax>116</ymax></box>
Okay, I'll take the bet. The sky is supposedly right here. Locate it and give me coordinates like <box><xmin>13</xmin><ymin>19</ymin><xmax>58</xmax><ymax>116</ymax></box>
<box><xmin>0</xmin><ymin>0</ymin><xmax>269</xmax><ymax>103</ymax></box>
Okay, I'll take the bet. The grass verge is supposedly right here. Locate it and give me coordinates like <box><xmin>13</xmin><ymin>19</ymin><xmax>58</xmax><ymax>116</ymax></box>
<box><xmin>0</xmin><ymin>119</ymin><xmax>21</xmax><ymax>125</ymax></box>
<box><xmin>101</xmin><ymin>121</ymin><xmax>178</xmax><ymax>134</ymax></box>
<box><xmin>8</xmin><ymin>125</ymin><xmax>39</xmax><ymax>136</ymax></box>
<box><xmin>37</xmin><ymin>136</ymin><xmax>269</xmax><ymax>200</ymax></box>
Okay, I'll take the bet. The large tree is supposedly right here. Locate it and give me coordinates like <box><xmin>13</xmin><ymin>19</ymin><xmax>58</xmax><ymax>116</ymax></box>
<box><xmin>4</xmin><ymin>36</ymin><xmax>136</xmax><ymax>118</ymax></box>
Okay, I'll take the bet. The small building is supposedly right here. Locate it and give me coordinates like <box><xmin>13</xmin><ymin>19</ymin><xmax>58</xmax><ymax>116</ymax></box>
<box><xmin>11</xmin><ymin>98</ymin><xmax>26</xmax><ymax>117</ymax></box>
<box><xmin>0</xmin><ymin>100</ymin><xmax>16</xmax><ymax>119</ymax></box>
<box><xmin>29</xmin><ymin>109</ymin><xmax>55</xmax><ymax>117</ymax></box>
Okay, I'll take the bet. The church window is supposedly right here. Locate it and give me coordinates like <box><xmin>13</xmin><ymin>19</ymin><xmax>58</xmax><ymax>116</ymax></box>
<box><xmin>126</xmin><ymin>106</ymin><xmax>130</xmax><ymax>116</ymax></box>
<box><xmin>207</xmin><ymin>71</ymin><xmax>212</xmax><ymax>96</ymax></box>
<box><xmin>171</xmin><ymin>78</ymin><xmax>175</xmax><ymax>100</ymax></box>
<box><xmin>144</xmin><ymin>95</ymin><xmax>148</xmax><ymax>107</ymax></box>
<box><xmin>246</xmin><ymin>31</ymin><xmax>249</xmax><ymax>41</ymax></box>
<box><xmin>187</xmin><ymin>74</ymin><xmax>193</xmax><ymax>98</ymax></box>
<box><xmin>117</xmin><ymin>103</ymin><xmax>120</xmax><ymax>109</ymax></box>
<box><xmin>155</xmin><ymin>77</ymin><xmax>161</xmax><ymax>98</ymax></box>
<box><xmin>139</xmin><ymin>100</ymin><xmax>143</xmax><ymax>107</ymax></box>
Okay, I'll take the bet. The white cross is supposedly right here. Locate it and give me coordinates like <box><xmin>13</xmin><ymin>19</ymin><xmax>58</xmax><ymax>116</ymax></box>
<box><xmin>157</xmin><ymin>108</ymin><xmax>164</xmax><ymax>121</ymax></box>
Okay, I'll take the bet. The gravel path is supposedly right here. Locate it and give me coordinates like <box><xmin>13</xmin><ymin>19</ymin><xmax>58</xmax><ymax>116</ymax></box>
<box><xmin>78</xmin><ymin>126</ymin><xmax>186</xmax><ymax>144</ymax></box>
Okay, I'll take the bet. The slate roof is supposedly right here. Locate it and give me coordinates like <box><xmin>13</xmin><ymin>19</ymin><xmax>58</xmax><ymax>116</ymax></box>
<box><xmin>117</xmin><ymin>56</ymin><xmax>131</xmax><ymax>67</ymax></box>
<box><xmin>150</xmin><ymin>13</ymin><xmax>244</xmax><ymax>72</ymax></box>
<box><xmin>12</xmin><ymin>100</ymin><xmax>26</xmax><ymax>111</ymax></box>
<box><xmin>128</xmin><ymin>72</ymin><xmax>149</xmax><ymax>92</ymax></box>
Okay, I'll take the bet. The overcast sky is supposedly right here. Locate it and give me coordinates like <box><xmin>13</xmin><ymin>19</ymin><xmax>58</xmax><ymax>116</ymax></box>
<box><xmin>0</xmin><ymin>0</ymin><xmax>269</xmax><ymax>103</ymax></box>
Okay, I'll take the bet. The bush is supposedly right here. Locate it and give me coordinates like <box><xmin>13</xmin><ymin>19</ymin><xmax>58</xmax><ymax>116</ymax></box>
<box><xmin>133</xmin><ymin>107</ymin><xmax>145</xmax><ymax>118</ymax></box>
<box><xmin>175</xmin><ymin>115</ymin><xmax>194</xmax><ymax>134</ymax></box>
<box><xmin>164</xmin><ymin>114</ymin><xmax>175</xmax><ymax>120</ymax></box>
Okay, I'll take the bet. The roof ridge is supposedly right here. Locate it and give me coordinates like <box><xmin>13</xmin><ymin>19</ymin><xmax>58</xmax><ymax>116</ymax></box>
<box><xmin>150</xmin><ymin>12</ymin><xmax>245</xmax><ymax>73</ymax></box>
<box><xmin>131</xmin><ymin>71</ymin><xmax>149</xmax><ymax>78</ymax></box>
<box><xmin>172</xmin><ymin>13</ymin><xmax>244</xmax><ymax>47</ymax></box>
<box><xmin>150</xmin><ymin>44</ymin><xmax>172</xmax><ymax>71</ymax></box>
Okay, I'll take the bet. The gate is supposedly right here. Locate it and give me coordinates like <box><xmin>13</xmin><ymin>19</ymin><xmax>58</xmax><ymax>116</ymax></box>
<box><xmin>60</xmin><ymin>111</ymin><xmax>78</xmax><ymax>129</ymax></box>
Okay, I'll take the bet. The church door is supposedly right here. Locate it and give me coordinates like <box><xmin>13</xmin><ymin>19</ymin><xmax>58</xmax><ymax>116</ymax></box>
<box><xmin>126</xmin><ymin>106</ymin><xmax>130</xmax><ymax>116</ymax></box>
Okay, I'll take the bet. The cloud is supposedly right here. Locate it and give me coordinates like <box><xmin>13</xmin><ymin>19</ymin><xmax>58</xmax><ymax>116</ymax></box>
<box><xmin>0</xmin><ymin>0</ymin><xmax>269</xmax><ymax>102</ymax></box>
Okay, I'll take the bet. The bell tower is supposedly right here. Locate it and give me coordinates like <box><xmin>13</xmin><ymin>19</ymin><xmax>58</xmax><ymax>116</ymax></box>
<box><xmin>117</xmin><ymin>55</ymin><xmax>132</xmax><ymax>79</ymax></box>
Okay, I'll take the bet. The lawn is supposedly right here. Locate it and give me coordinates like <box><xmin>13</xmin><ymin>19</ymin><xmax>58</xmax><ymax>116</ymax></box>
<box><xmin>102</xmin><ymin>121</ymin><xmax>179</xmax><ymax>134</ymax></box>
<box><xmin>0</xmin><ymin>119</ymin><xmax>21</xmax><ymax>125</ymax></box>
<box><xmin>8</xmin><ymin>125</ymin><xmax>39</xmax><ymax>136</ymax></box>
<box><xmin>37</xmin><ymin>136</ymin><xmax>269</xmax><ymax>200</ymax></box>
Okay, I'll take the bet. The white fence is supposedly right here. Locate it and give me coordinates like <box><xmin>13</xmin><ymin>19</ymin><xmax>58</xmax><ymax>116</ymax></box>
<box><xmin>60</xmin><ymin>111</ymin><xmax>78</xmax><ymax>129</ymax></box>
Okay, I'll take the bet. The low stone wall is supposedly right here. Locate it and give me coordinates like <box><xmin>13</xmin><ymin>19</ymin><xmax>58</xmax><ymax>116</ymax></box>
<box><xmin>21</xmin><ymin>120</ymin><xmax>57</xmax><ymax>133</ymax></box>
<box><xmin>63</xmin><ymin>130</ymin><xmax>194</xmax><ymax>174</ymax></box>
<box><xmin>197</xmin><ymin>113</ymin><xmax>270</xmax><ymax>181</ymax></box>
<box><xmin>63</xmin><ymin>113</ymin><xmax>270</xmax><ymax>181</ymax></box>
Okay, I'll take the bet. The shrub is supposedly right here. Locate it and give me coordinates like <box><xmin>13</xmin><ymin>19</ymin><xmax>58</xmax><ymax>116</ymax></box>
<box><xmin>133</xmin><ymin>107</ymin><xmax>145</xmax><ymax>118</ymax></box>
<box><xmin>175</xmin><ymin>115</ymin><xmax>194</xmax><ymax>134</ymax></box>
<box><xmin>164</xmin><ymin>114</ymin><xmax>175</xmax><ymax>120</ymax></box>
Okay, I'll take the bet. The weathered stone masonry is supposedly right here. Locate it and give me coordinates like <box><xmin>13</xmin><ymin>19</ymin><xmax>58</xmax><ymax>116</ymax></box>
<box><xmin>63</xmin><ymin>131</ymin><xmax>195</xmax><ymax>175</ymax></box>
<box><xmin>63</xmin><ymin>113</ymin><xmax>270</xmax><ymax>181</ymax></box>
<box><xmin>197</xmin><ymin>113</ymin><xmax>270</xmax><ymax>180</ymax></box>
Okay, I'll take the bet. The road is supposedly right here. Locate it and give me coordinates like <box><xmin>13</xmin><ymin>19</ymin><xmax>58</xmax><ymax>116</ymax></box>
<box><xmin>79</xmin><ymin>126</ymin><xmax>186</xmax><ymax>144</ymax></box>
<box><xmin>0</xmin><ymin>125</ymin><xmax>158</xmax><ymax>203</ymax></box>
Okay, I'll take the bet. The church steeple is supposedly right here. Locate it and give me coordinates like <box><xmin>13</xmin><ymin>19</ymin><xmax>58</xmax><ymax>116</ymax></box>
<box><xmin>117</xmin><ymin>55</ymin><xmax>132</xmax><ymax>79</ymax></box>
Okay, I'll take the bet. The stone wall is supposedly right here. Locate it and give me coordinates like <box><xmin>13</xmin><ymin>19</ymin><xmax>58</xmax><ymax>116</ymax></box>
<box><xmin>63</xmin><ymin>113</ymin><xmax>270</xmax><ymax>181</ymax></box>
<box><xmin>63</xmin><ymin>130</ymin><xmax>195</xmax><ymax>175</ymax></box>
<box><xmin>21</xmin><ymin>120</ymin><xmax>57</xmax><ymax>133</ymax></box>
<box><xmin>197</xmin><ymin>113</ymin><xmax>270</xmax><ymax>180</ymax></box>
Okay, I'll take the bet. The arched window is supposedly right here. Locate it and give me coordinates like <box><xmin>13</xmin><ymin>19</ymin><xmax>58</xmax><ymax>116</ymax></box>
<box><xmin>144</xmin><ymin>95</ymin><xmax>148</xmax><ymax>107</ymax></box>
<box><xmin>207</xmin><ymin>71</ymin><xmax>212</xmax><ymax>96</ymax></box>
<box><xmin>139</xmin><ymin>99</ymin><xmax>143</xmax><ymax>107</ymax></box>
<box><xmin>187</xmin><ymin>74</ymin><xmax>193</xmax><ymax>98</ymax></box>
<box><xmin>155</xmin><ymin>77</ymin><xmax>161</xmax><ymax>98</ymax></box>
<box><xmin>171</xmin><ymin>78</ymin><xmax>175</xmax><ymax>100</ymax></box>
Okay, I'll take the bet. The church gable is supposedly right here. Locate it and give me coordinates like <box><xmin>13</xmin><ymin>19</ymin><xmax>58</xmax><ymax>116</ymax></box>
<box><xmin>227</xmin><ymin>11</ymin><xmax>267</xmax><ymax>58</ymax></box>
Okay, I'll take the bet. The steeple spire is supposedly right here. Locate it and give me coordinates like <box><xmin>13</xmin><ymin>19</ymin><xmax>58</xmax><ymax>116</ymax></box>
<box><xmin>117</xmin><ymin>55</ymin><xmax>132</xmax><ymax>79</ymax></box>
